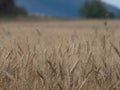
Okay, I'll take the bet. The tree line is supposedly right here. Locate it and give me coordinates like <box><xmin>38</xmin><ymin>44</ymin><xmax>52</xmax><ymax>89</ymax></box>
<box><xmin>80</xmin><ymin>0</ymin><xmax>115</xmax><ymax>18</ymax></box>
<box><xmin>0</xmin><ymin>0</ymin><xmax>119</xmax><ymax>18</ymax></box>
<box><xmin>0</xmin><ymin>0</ymin><xmax>27</xmax><ymax>18</ymax></box>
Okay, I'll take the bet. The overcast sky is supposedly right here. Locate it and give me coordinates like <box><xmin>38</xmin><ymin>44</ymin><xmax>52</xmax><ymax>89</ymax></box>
<box><xmin>102</xmin><ymin>0</ymin><xmax>120</xmax><ymax>8</ymax></box>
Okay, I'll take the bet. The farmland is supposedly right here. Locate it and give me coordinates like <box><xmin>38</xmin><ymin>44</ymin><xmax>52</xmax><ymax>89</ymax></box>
<box><xmin>0</xmin><ymin>20</ymin><xmax>120</xmax><ymax>90</ymax></box>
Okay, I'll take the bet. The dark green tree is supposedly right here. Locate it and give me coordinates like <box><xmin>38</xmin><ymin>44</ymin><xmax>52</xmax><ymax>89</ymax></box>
<box><xmin>116</xmin><ymin>10</ymin><xmax>120</xmax><ymax>18</ymax></box>
<box><xmin>80</xmin><ymin>0</ymin><xmax>115</xmax><ymax>18</ymax></box>
<box><xmin>0</xmin><ymin>0</ymin><xmax>27</xmax><ymax>17</ymax></box>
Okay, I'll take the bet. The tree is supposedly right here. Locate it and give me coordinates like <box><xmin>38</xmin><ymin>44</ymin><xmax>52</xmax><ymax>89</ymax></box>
<box><xmin>0</xmin><ymin>0</ymin><xmax>27</xmax><ymax>17</ymax></box>
<box><xmin>80</xmin><ymin>0</ymin><xmax>115</xmax><ymax>18</ymax></box>
<box><xmin>116</xmin><ymin>10</ymin><xmax>120</xmax><ymax>18</ymax></box>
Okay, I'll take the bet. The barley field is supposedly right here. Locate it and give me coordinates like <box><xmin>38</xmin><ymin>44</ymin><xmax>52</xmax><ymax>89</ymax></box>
<box><xmin>0</xmin><ymin>20</ymin><xmax>120</xmax><ymax>90</ymax></box>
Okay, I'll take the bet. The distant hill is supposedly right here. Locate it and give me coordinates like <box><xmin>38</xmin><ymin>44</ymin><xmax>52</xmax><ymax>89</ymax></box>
<box><xmin>15</xmin><ymin>0</ymin><xmax>120</xmax><ymax>18</ymax></box>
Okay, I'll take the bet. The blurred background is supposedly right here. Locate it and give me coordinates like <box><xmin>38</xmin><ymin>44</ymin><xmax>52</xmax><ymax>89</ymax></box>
<box><xmin>1</xmin><ymin>0</ymin><xmax>120</xmax><ymax>19</ymax></box>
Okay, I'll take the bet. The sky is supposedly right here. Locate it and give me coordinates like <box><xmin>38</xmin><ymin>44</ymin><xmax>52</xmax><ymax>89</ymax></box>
<box><xmin>103</xmin><ymin>0</ymin><xmax>120</xmax><ymax>8</ymax></box>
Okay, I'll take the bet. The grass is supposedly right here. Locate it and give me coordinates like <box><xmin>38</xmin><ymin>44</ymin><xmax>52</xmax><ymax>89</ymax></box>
<box><xmin>0</xmin><ymin>20</ymin><xmax>119</xmax><ymax>90</ymax></box>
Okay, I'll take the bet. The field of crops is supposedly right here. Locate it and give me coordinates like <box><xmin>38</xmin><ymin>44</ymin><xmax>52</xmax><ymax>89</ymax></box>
<box><xmin>0</xmin><ymin>20</ymin><xmax>120</xmax><ymax>90</ymax></box>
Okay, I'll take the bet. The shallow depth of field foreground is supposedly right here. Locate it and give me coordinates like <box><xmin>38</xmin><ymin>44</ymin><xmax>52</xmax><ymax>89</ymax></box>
<box><xmin>0</xmin><ymin>20</ymin><xmax>120</xmax><ymax>90</ymax></box>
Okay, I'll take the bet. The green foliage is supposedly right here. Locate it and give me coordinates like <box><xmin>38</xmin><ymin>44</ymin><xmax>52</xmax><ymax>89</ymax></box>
<box><xmin>0</xmin><ymin>0</ymin><xmax>27</xmax><ymax>18</ymax></box>
<box><xmin>80</xmin><ymin>0</ymin><xmax>115</xmax><ymax>18</ymax></box>
<box><xmin>116</xmin><ymin>10</ymin><xmax>120</xmax><ymax>18</ymax></box>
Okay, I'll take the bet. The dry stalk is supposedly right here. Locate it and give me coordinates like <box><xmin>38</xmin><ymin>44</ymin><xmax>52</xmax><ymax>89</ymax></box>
<box><xmin>108</xmin><ymin>81</ymin><xmax>120</xmax><ymax>90</ymax></box>
<box><xmin>16</xmin><ymin>43</ymin><xmax>24</xmax><ymax>56</ymax></box>
<box><xmin>79</xmin><ymin>77</ymin><xmax>88</xmax><ymax>90</ymax></box>
<box><xmin>70</xmin><ymin>59</ymin><xmax>79</xmax><ymax>74</ymax></box>
<box><xmin>2</xmin><ymin>70</ymin><xmax>15</xmax><ymax>81</ymax></box>
<box><xmin>36</xmin><ymin>29</ymin><xmax>42</xmax><ymax>37</ymax></box>
<box><xmin>6</xmin><ymin>48</ymin><xmax>14</xmax><ymax>59</ymax></box>
<box><xmin>111</xmin><ymin>42</ymin><xmax>120</xmax><ymax>58</ymax></box>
